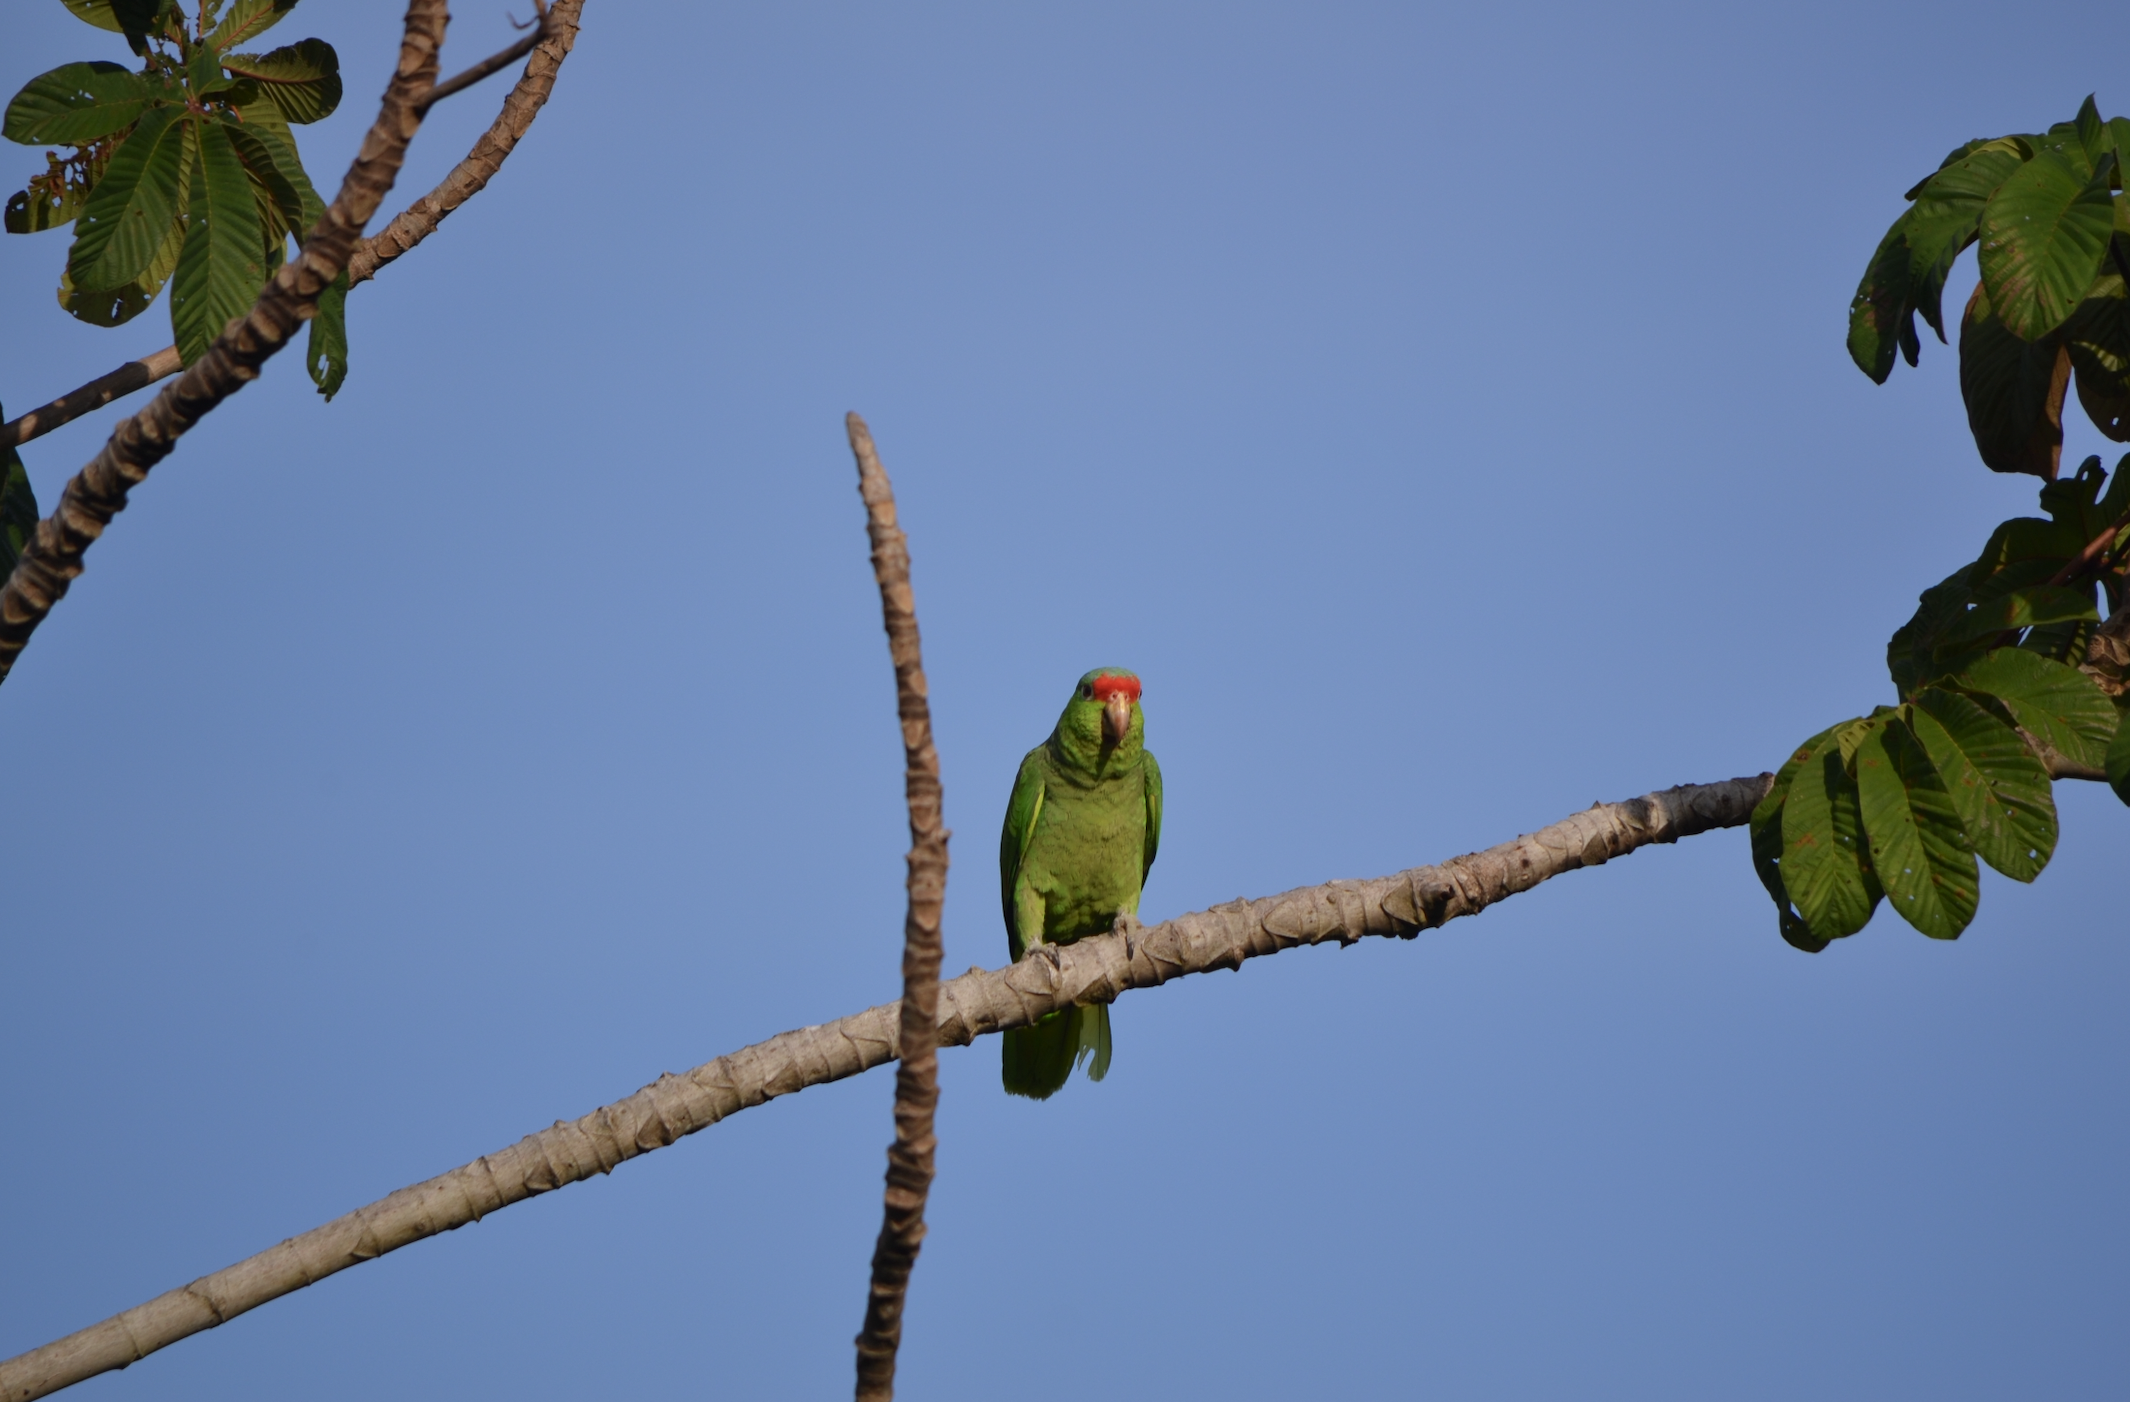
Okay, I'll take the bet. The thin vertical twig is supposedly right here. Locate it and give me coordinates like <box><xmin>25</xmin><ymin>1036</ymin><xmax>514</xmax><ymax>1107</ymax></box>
<box><xmin>847</xmin><ymin>413</ymin><xmax>950</xmax><ymax>1401</ymax></box>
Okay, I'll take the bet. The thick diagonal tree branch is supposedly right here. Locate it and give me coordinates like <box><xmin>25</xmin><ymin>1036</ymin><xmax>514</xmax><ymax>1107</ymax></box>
<box><xmin>0</xmin><ymin>2</ymin><xmax>451</xmax><ymax>685</ymax></box>
<box><xmin>0</xmin><ymin>0</ymin><xmax>587</xmax><ymax>454</ymax></box>
<box><xmin>847</xmin><ymin>415</ymin><xmax>950</xmax><ymax>1402</ymax></box>
<box><xmin>0</xmin><ymin>772</ymin><xmax>1771</xmax><ymax>1402</ymax></box>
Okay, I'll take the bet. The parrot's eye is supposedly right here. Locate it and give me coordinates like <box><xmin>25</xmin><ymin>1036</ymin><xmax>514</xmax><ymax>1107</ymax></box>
<box><xmin>1079</xmin><ymin>683</ymin><xmax>1093</xmax><ymax>699</ymax></box>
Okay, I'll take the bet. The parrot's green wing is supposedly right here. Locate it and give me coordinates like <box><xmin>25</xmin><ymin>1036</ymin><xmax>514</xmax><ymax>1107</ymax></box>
<box><xmin>1141</xmin><ymin>749</ymin><xmax>1162</xmax><ymax>883</ymax></box>
<box><xmin>998</xmin><ymin>748</ymin><xmax>1046</xmax><ymax>954</ymax></box>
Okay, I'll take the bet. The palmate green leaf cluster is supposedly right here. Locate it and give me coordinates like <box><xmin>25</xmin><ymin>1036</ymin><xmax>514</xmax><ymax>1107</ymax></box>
<box><xmin>1850</xmin><ymin>96</ymin><xmax>2130</xmax><ymax>476</ymax></box>
<box><xmin>3</xmin><ymin>0</ymin><xmax>350</xmax><ymax>397</ymax></box>
<box><xmin>1753</xmin><ymin>458</ymin><xmax>2130</xmax><ymax>952</ymax></box>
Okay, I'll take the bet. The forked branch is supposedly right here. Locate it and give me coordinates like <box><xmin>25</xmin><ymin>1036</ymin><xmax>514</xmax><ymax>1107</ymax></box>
<box><xmin>416</xmin><ymin>0</ymin><xmax>552</xmax><ymax>114</ymax></box>
<box><xmin>846</xmin><ymin>414</ymin><xmax>950</xmax><ymax>1401</ymax></box>
<box><xmin>0</xmin><ymin>771</ymin><xmax>1772</xmax><ymax>1402</ymax></box>
<box><xmin>353</xmin><ymin>0</ymin><xmax>585</xmax><ymax>286</ymax></box>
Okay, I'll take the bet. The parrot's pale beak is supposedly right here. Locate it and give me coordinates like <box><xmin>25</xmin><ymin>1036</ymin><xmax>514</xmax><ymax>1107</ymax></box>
<box><xmin>1104</xmin><ymin>693</ymin><xmax>1132</xmax><ymax>744</ymax></box>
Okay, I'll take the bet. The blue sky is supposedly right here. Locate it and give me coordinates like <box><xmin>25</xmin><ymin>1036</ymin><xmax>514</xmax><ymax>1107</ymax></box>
<box><xmin>1</xmin><ymin>2</ymin><xmax>2123</xmax><ymax>1398</ymax></box>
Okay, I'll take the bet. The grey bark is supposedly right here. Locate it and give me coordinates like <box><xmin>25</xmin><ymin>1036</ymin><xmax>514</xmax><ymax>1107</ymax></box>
<box><xmin>0</xmin><ymin>772</ymin><xmax>1771</xmax><ymax>1402</ymax></box>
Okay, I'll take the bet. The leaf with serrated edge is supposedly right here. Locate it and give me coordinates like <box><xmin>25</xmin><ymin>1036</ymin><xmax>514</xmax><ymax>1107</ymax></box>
<box><xmin>1935</xmin><ymin>583</ymin><xmax>2099</xmax><ymax>656</ymax></box>
<box><xmin>3</xmin><ymin>61</ymin><xmax>154</xmax><ymax>145</ymax></box>
<box><xmin>1752</xmin><ymin>729</ymin><xmax>1831</xmax><ymax>952</ymax></box>
<box><xmin>228</xmin><ymin>92</ymin><xmax>320</xmax><ymax>229</ymax></box>
<box><xmin>221</xmin><ymin>39</ymin><xmax>340</xmax><ymax>125</ymax></box>
<box><xmin>7</xmin><ymin>182</ymin><xmax>88</xmax><ymax>234</ymax></box>
<box><xmin>60</xmin><ymin>0</ymin><xmax>164</xmax><ymax>40</ymax></box>
<box><xmin>307</xmin><ymin>269</ymin><xmax>348</xmax><ymax>400</ymax></box>
<box><xmin>1956</xmin><ymin>646</ymin><xmax>2118</xmax><ymax>770</ymax></box>
<box><xmin>1909</xmin><ymin>687</ymin><xmax>2056</xmax><ymax>880</ymax></box>
<box><xmin>2020</xmin><ymin>616</ymin><xmax>2096</xmax><ymax>666</ymax></box>
<box><xmin>222</xmin><ymin>118</ymin><xmax>303</xmax><ymax>245</ymax></box>
<box><xmin>1855</xmin><ymin>718</ymin><xmax>1979</xmax><ymax>939</ymax></box>
<box><xmin>66</xmin><ymin>104</ymin><xmax>184</xmax><ymax>292</ymax></box>
<box><xmin>169</xmin><ymin>117</ymin><xmax>263</xmax><ymax>365</ymax></box>
<box><xmin>60</xmin><ymin>117</ymin><xmax>188</xmax><ymax>327</ymax></box>
<box><xmin>1781</xmin><ymin>726</ymin><xmax>1881</xmax><ymax>942</ymax></box>
<box><xmin>209</xmin><ymin>0</ymin><xmax>299</xmax><ymax>49</ymax></box>
<box><xmin>1979</xmin><ymin>149</ymin><xmax>2118</xmax><ymax>342</ymax></box>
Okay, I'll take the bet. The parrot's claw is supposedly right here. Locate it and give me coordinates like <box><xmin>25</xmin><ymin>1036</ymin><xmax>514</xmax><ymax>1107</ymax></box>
<box><xmin>1111</xmin><ymin>911</ymin><xmax>1145</xmax><ymax>956</ymax></box>
<box><xmin>1024</xmin><ymin>943</ymin><xmax>1064</xmax><ymax>972</ymax></box>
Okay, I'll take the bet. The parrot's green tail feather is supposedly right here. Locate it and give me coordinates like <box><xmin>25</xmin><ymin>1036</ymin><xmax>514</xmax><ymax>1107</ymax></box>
<box><xmin>1001</xmin><ymin>1004</ymin><xmax>1112</xmax><ymax>1099</ymax></box>
<box><xmin>1085</xmin><ymin>1002</ymin><xmax>1111</xmax><ymax>1082</ymax></box>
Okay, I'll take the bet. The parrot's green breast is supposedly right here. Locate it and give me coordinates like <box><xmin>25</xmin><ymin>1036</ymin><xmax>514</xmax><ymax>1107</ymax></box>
<box><xmin>1015</xmin><ymin>755</ymin><xmax>1151</xmax><ymax>946</ymax></box>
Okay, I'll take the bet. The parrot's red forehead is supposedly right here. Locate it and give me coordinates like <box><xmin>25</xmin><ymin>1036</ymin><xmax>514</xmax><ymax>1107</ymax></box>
<box><xmin>1089</xmin><ymin>672</ymin><xmax>1141</xmax><ymax>701</ymax></box>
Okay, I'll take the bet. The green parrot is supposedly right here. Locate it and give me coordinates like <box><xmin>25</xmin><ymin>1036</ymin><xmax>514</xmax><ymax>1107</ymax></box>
<box><xmin>998</xmin><ymin>667</ymin><xmax>1162</xmax><ymax>1099</ymax></box>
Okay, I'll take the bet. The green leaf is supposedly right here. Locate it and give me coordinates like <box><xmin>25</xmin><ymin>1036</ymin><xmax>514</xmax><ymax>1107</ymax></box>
<box><xmin>2100</xmin><ymin>450</ymin><xmax>2130</xmax><ymax>521</ymax></box>
<box><xmin>2037</xmin><ymin>453</ymin><xmax>2110</xmax><ymax>532</ymax></box>
<box><xmin>1780</xmin><ymin>724</ymin><xmax>1882</xmax><ymax>943</ymax></box>
<box><xmin>61</xmin><ymin>0</ymin><xmax>168</xmax><ymax>48</ymax></box>
<box><xmin>1854</xmin><ymin>717</ymin><xmax>1980</xmax><ymax>938</ymax></box>
<box><xmin>1848</xmin><ymin>215</ymin><xmax>1913</xmax><ymax>383</ymax></box>
<box><xmin>1978</xmin><ymin>148</ymin><xmax>2118</xmax><ymax>341</ymax></box>
<box><xmin>1905</xmin><ymin>140</ymin><xmax>2025</xmax><ymax>340</ymax></box>
<box><xmin>1969</xmin><ymin>514</ymin><xmax>2087</xmax><ymax>581</ymax></box>
<box><xmin>187</xmin><ymin>42</ymin><xmax>236</xmax><ymax>100</ymax></box>
<box><xmin>60</xmin><ymin>0</ymin><xmax>127</xmax><ymax>30</ymax></box>
<box><xmin>1908</xmin><ymin>687</ymin><xmax>2056</xmax><ymax>881</ymax></box>
<box><xmin>1956</xmin><ymin>646</ymin><xmax>2119</xmax><ymax>771</ymax></box>
<box><xmin>2074</xmin><ymin>95</ymin><xmax>2107</xmax><ymax>167</ymax></box>
<box><xmin>222</xmin><ymin>39</ymin><xmax>341</xmax><ymax>125</ymax></box>
<box><xmin>209</xmin><ymin>0</ymin><xmax>299</xmax><ymax>49</ymax></box>
<box><xmin>66</xmin><ymin>103</ymin><xmax>185</xmax><ymax>291</ymax></box>
<box><xmin>2107</xmin><ymin>117</ymin><xmax>2130</xmax><ymax>178</ymax></box>
<box><xmin>170</xmin><ymin>117</ymin><xmax>265</xmax><ymax>365</ymax></box>
<box><xmin>7</xmin><ymin>181</ymin><xmax>88</xmax><ymax>234</ymax></box>
<box><xmin>56</xmin><ymin>129</ymin><xmax>187</xmax><ymax>327</ymax></box>
<box><xmin>2107</xmin><ymin>701</ymin><xmax>2130</xmax><ymax>806</ymax></box>
<box><xmin>57</xmin><ymin>264</ymin><xmax>151</xmax><ymax>325</ymax></box>
<box><xmin>2064</xmin><ymin>267</ymin><xmax>2130</xmax><ymax>440</ymax></box>
<box><xmin>1959</xmin><ymin>279</ymin><xmax>2068</xmax><ymax>477</ymax></box>
<box><xmin>307</xmin><ymin>269</ymin><xmax>348</xmax><ymax>400</ymax></box>
<box><xmin>1889</xmin><ymin>566</ymin><xmax>1976</xmax><ymax>698</ymax></box>
<box><xmin>4</xmin><ymin>62</ymin><xmax>154</xmax><ymax>145</ymax></box>
<box><xmin>2035</xmin><ymin>123</ymin><xmax>2097</xmax><ymax>181</ymax></box>
<box><xmin>2020</xmin><ymin>617</ymin><xmax>2097</xmax><ymax>666</ymax></box>
<box><xmin>1</xmin><ymin>423</ymin><xmax>37</xmax><ymax>580</ymax></box>
<box><xmin>1933</xmin><ymin>583</ymin><xmax>2099</xmax><ymax>655</ymax></box>
<box><xmin>226</xmin><ymin>91</ymin><xmax>321</xmax><ymax>232</ymax></box>
<box><xmin>1751</xmin><ymin>728</ymin><xmax>1832</xmax><ymax>951</ymax></box>
<box><xmin>220</xmin><ymin>115</ymin><xmax>305</xmax><ymax>247</ymax></box>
